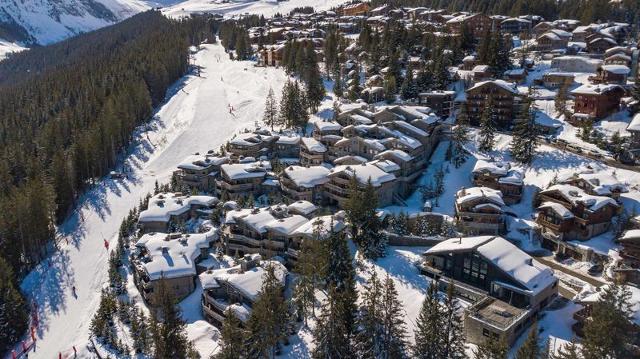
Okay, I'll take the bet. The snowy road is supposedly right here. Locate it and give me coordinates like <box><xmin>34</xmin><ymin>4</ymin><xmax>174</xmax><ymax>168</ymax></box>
<box><xmin>19</xmin><ymin>42</ymin><xmax>288</xmax><ymax>358</ymax></box>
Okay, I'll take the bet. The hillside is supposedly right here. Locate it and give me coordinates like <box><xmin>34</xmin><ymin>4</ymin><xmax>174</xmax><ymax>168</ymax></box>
<box><xmin>0</xmin><ymin>0</ymin><xmax>149</xmax><ymax>45</ymax></box>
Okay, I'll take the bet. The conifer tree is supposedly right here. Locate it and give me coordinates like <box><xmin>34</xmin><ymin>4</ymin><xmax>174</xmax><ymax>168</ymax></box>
<box><xmin>380</xmin><ymin>275</ymin><xmax>408</xmax><ymax>358</ymax></box>
<box><xmin>347</xmin><ymin>65</ymin><xmax>362</xmax><ymax>101</ymax></box>
<box><xmin>441</xmin><ymin>282</ymin><xmax>466</xmax><ymax>359</ymax></box>
<box><xmin>478</xmin><ymin>97</ymin><xmax>496</xmax><ymax>153</ymax></box>
<box><xmin>511</xmin><ymin>101</ymin><xmax>539</xmax><ymax>164</ymax></box>
<box><xmin>215</xmin><ymin>311</ymin><xmax>245</xmax><ymax>359</ymax></box>
<box><xmin>263</xmin><ymin>87</ymin><xmax>279</xmax><ymax>130</ymax></box>
<box><xmin>333</xmin><ymin>72</ymin><xmax>344</xmax><ymax>99</ymax></box>
<box><xmin>245</xmin><ymin>264</ymin><xmax>288</xmax><ymax>358</ymax></box>
<box><xmin>153</xmin><ymin>278</ymin><xmax>193</xmax><ymax>359</ymax></box>
<box><xmin>581</xmin><ymin>282</ymin><xmax>636</xmax><ymax>359</ymax></box>
<box><xmin>516</xmin><ymin>321</ymin><xmax>541</xmax><ymax>359</ymax></box>
<box><xmin>131</xmin><ymin>307</ymin><xmax>151</xmax><ymax>355</ymax></box>
<box><xmin>0</xmin><ymin>256</ymin><xmax>28</xmax><ymax>353</ymax></box>
<box><xmin>354</xmin><ymin>271</ymin><xmax>384</xmax><ymax>358</ymax></box>
<box><xmin>413</xmin><ymin>283</ymin><xmax>443</xmax><ymax>359</ymax></box>
<box><xmin>555</xmin><ymin>84</ymin><xmax>569</xmax><ymax>118</ymax></box>
<box><xmin>473</xmin><ymin>336</ymin><xmax>508</xmax><ymax>359</ymax></box>
<box><xmin>400</xmin><ymin>63</ymin><xmax>418</xmax><ymax>101</ymax></box>
<box><xmin>345</xmin><ymin>178</ymin><xmax>387</xmax><ymax>259</ymax></box>
<box><xmin>384</xmin><ymin>74</ymin><xmax>397</xmax><ymax>104</ymax></box>
<box><xmin>304</xmin><ymin>46</ymin><xmax>326</xmax><ymax>112</ymax></box>
<box><xmin>451</xmin><ymin>104</ymin><xmax>470</xmax><ymax>168</ymax></box>
<box><xmin>293</xmin><ymin>221</ymin><xmax>327</xmax><ymax>325</ymax></box>
<box><xmin>312</xmin><ymin>285</ymin><xmax>355</xmax><ymax>359</ymax></box>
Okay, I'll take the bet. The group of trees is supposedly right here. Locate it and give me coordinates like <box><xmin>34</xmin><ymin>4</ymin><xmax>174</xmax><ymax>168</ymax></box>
<box><xmin>476</xmin><ymin>29</ymin><xmax>511</xmax><ymax>78</ymax></box>
<box><xmin>0</xmin><ymin>11</ymin><xmax>217</xmax><ymax>353</ymax></box>
<box><xmin>219</xmin><ymin>21</ymin><xmax>252</xmax><ymax>60</ymax></box>
<box><xmin>344</xmin><ymin>177</ymin><xmax>388</xmax><ymax>260</ymax></box>
<box><xmin>281</xmin><ymin>40</ymin><xmax>326</xmax><ymax>111</ymax></box>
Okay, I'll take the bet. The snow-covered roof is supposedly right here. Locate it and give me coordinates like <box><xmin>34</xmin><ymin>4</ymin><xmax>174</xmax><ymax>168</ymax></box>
<box><xmin>456</xmin><ymin>187</ymin><xmax>505</xmax><ymax>206</ymax></box>
<box><xmin>283</xmin><ymin>165</ymin><xmax>330</xmax><ymax>188</ymax></box>
<box><xmin>265</xmin><ymin>215</ymin><xmax>309</xmax><ymax>235</ymax></box>
<box><xmin>315</xmin><ymin>121</ymin><xmax>343</xmax><ymax>132</ymax></box>
<box><xmin>499</xmin><ymin>170</ymin><xmax>524</xmax><ymax>186</ymax></box>
<box><xmin>330</xmin><ymin>163</ymin><xmax>396</xmax><ymax>187</ymax></box>
<box><xmin>371</xmin><ymin>159</ymin><xmax>401</xmax><ymax>173</ymax></box>
<box><xmin>393</xmin><ymin>120</ymin><xmax>428</xmax><ymax>137</ymax></box>
<box><xmin>476</xmin><ymin>237</ymin><xmax>557</xmax><ymax>294</ymax></box>
<box><xmin>600</xmin><ymin>64</ymin><xmax>630</xmax><ymax>75</ymax></box>
<box><xmin>293</xmin><ymin>214</ymin><xmax>346</xmax><ymax>239</ymax></box>
<box><xmin>276</xmin><ymin>134</ymin><xmax>301</xmax><ymax>145</ymax></box>
<box><xmin>538</xmin><ymin>201</ymin><xmax>575</xmax><ymax>219</ymax></box>
<box><xmin>375</xmin><ymin>149</ymin><xmax>413</xmax><ymax>162</ymax></box>
<box><xmin>135</xmin><ymin>229</ymin><xmax>216</xmax><ymax>280</ymax></box>
<box><xmin>287</xmin><ymin>200</ymin><xmax>317</xmax><ymax>216</ymax></box>
<box><xmin>570</xmin><ymin>83</ymin><xmax>623</xmax><ymax>95</ymax></box>
<box><xmin>139</xmin><ymin>193</ymin><xmax>217</xmax><ymax>223</ymax></box>
<box><xmin>540</xmin><ymin>184</ymin><xmax>619</xmax><ymax>211</ymax></box>
<box><xmin>561</xmin><ymin>171</ymin><xmax>629</xmax><ymax>196</ymax></box>
<box><xmin>473</xmin><ymin>159</ymin><xmax>510</xmax><ymax>176</ymax></box>
<box><xmin>229</xmin><ymin>132</ymin><xmax>274</xmax><ymax>146</ymax></box>
<box><xmin>427</xmin><ymin>236</ymin><xmax>556</xmax><ymax>294</ymax></box>
<box><xmin>467</xmin><ymin>80</ymin><xmax>519</xmax><ymax>95</ymax></box>
<box><xmin>620</xmin><ymin>229</ymin><xmax>640</xmax><ymax>241</ymax></box>
<box><xmin>628</xmin><ymin>113</ymin><xmax>640</xmax><ymax>132</ymax></box>
<box><xmin>177</xmin><ymin>154</ymin><xmax>228</xmax><ymax>171</ymax></box>
<box><xmin>221</xmin><ymin>161</ymin><xmax>271</xmax><ymax>180</ymax></box>
<box><xmin>301</xmin><ymin>137</ymin><xmax>327</xmax><ymax>153</ymax></box>
<box><xmin>209</xmin><ymin>260</ymin><xmax>287</xmax><ymax>302</ymax></box>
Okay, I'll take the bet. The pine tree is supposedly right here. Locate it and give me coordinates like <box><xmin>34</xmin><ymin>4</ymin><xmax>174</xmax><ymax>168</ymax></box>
<box><xmin>516</xmin><ymin>322</ymin><xmax>541</xmax><ymax>359</ymax></box>
<box><xmin>0</xmin><ymin>256</ymin><xmax>28</xmax><ymax>353</ymax></box>
<box><xmin>312</xmin><ymin>286</ymin><xmax>355</xmax><ymax>359</ymax></box>
<box><xmin>630</xmin><ymin>76</ymin><xmax>640</xmax><ymax>112</ymax></box>
<box><xmin>263</xmin><ymin>87</ymin><xmax>279</xmax><ymax>130</ymax></box>
<box><xmin>581</xmin><ymin>282</ymin><xmax>636</xmax><ymax>359</ymax></box>
<box><xmin>346</xmin><ymin>178</ymin><xmax>386</xmax><ymax>259</ymax></box>
<box><xmin>216</xmin><ymin>311</ymin><xmax>245</xmax><ymax>359</ymax></box>
<box><xmin>451</xmin><ymin>104</ymin><xmax>470</xmax><ymax>168</ymax></box>
<box><xmin>293</xmin><ymin>223</ymin><xmax>327</xmax><ymax>325</ymax></box>
<box><xmin>304</xmin><ymin>45</ymin><xmax>326</xmax><ymax>112</ymax></box>
<box><xmin>400</xmin><ymin>63</ymin><xmax>418</xmax><ymax>101</ymax></box>
<box><xmin>333</xmin><ymin>72</ymin><xmax>344</xmax><ymax>99</ymax></box>
<box><xmin>131</xmin><ymin>307</ymin><xmax>151</xmax><ymax>355</ymax></box>
<box><xmin>245</xmin><ymin>264</ymin><xmax>288</xmax><ymax>358</ymax></box>
<box><xmin>511</xmin><ymin>101</ymin><xmax>539</xmax><ymax>164</ymax></box>
<box><xmin>478</xmin><ymin>97</ymin><xmax>496</xmax><ymax>153</ymax></box>
<box><xmin>354</xmin><ymin>271</ymin><xmax>384</xmax><ymax>358</ymax></box>
<box><xmin>473</xmin><ymin>336</ymin><xmax>508</xmax><ymax>359</ymax></box>
<box><xmin>153</xmin><ymin>278</ymin><xmax>192</xmax><ymax>359</ymax></box>
<box><xmin>380</xmin><ymin>275</ymin><xmax>408</xmax><ymax>358</ymax></box>
<box><xmin>384</xmin><ymin>74</ymin><xmax>397</xmax><ymax>104</ymax></box>
<box><xmin>413</xmin><ymin>283</ymin><xmax>443</xmax><ymax>359</ymax></box>
<box><xmin>441</xmin><ymin>282</ymin><xmax>466</xmax><ymax>359</ymax></box>
<box><xmin>555</xmin><ymin>84</ymin><xmax>569</xmax><ymax>118</ymax></box>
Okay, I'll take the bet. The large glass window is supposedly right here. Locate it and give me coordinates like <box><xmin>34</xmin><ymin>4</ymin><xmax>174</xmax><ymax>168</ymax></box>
<box><xmin>462</xmin><ymin>255</ymin><xmax>488</xmax><ymax>285</ymax></box>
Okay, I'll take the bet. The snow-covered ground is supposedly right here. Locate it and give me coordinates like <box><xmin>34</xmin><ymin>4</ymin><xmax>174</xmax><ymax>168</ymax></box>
<box><xmin>0</xmin><ymin>39</ymin><xmax>26</xmax><ymax>60</ymax></box>
<box><xmin>163</xmin><ymin>0</ymin><xmax>348</xmax><ymax>18</ymax></box>
<box><xmin>19</xmin><ymin>42</ymin><xmax>288</xmax><ymax>358</ymax></box>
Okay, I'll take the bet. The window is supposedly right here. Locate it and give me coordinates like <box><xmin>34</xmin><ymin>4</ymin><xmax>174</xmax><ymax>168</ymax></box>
<box><xmin>463</xmin><ymin>255</ymin><xmax>488</xmax><ymax>284</ymax></box>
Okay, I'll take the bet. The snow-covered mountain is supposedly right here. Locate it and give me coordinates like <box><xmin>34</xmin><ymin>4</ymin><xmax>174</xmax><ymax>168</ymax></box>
<box><xmin>0</xmin><ymin>0</ymin><xmax>150</xmax><ymax>45</ymax></box>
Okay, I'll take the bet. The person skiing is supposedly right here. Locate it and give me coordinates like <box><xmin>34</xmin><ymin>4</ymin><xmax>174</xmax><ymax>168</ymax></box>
<box><xmin>103</xmin><ymin>239</ymin><xmax>109</xmax><ymax>251</ymax></box>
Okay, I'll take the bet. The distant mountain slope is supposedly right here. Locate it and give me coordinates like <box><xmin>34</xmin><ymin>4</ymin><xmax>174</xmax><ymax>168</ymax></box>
<box><xmin>0</xmin><ymin>0</ymin><xmax>149</xmax><ymax>45</ymax></box>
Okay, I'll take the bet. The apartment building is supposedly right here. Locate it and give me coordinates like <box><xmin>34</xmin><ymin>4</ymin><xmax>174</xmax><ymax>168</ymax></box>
<box><xmin>471</xmin><ymin>160</ymin><xmax>524</xmax><ymax>204</ymax></box>
<box><xmin>216</xmin><ymin>161</ymin><xmax>271</xmax><ymax>200</ymax></box>
<box><xmin>465</xmin><ymin>80</ymin><xmax>522</xmax><ymax>128</ymax></box>
<box><xmin>279</xmin><ymin>165</ymin><xmax>330</xmax><ymax>204</ymax></box>
<box><xmin>174</xmin><ymin>154</ymin><xmax>229</xmax><ymax>192</ymax></box>
<box><xmin>325</xmin><ymin>163</ymin><xmax>397</xmax><ymax>208</ymax></box>
<box><xmin>455</xmin><ymin>187</ymin><xmax>506</xmax><ymax>235</ymax></box>
<box><xmin>131</xmin><ymin>229</ymin><xmax>216</xmax><ymax>305</ymax></box>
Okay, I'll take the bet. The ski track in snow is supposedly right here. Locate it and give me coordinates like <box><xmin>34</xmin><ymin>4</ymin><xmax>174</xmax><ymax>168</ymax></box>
<box><xmin>18</xmin><ymin>42</ymin><xmax>287</xmax><ymax>358</ymax></box>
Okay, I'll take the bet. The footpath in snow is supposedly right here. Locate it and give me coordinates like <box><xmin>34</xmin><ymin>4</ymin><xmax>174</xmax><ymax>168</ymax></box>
<box><xmin>18</xmin><ymin>42</ymin><xmax>288</xmax><ymax>358</ymax></box>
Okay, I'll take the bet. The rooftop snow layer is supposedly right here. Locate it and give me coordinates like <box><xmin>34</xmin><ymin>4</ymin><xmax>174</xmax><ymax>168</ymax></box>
<box><xmin>283</xmin><ymin>165</ymin><xmax>330</xmax><ymax>188</ymax></box>
<box><xmin>135</xmin><ymin>229</ymin><xmax>216</xmax><ymax>280</ymax></box>
<box><xmin>330</xmin><ymin>163</ymin><xmax>397</xmax><ymax>187</ymax></box>
<box><xmin>139</xmin><ymin>193</ymin><xmax>217</xmax><ymax>223</ymax></box>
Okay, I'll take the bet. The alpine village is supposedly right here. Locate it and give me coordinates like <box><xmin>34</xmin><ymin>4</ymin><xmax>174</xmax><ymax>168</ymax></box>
<box><xmin>1</xmin><ymin>0</ymin><xmax>640</xmax><ymax>358</ymax></box>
